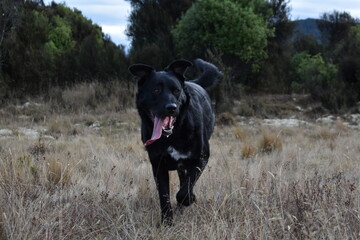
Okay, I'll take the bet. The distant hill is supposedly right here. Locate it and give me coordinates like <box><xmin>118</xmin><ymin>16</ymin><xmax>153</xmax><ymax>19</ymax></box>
<box><xmin>292</xmin><ymin>18</ymin><xmax>326</xmax><ymax>44</ymax></box>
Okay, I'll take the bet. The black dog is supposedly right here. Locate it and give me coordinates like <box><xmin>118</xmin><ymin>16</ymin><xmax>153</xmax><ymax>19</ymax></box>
<box><xmin>129</xmin><ymin>59</ymin><xmax>221</xmax><ymax>224</ymax></box>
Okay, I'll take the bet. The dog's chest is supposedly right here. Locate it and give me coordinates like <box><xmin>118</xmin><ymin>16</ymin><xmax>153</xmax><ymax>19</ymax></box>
<box><xmin>167</xmin><ymin>146</ymin><xmax>191</xmax><ymax>161</ymax></box>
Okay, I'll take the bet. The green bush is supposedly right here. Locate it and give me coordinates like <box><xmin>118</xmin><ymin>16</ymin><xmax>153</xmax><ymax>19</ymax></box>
<box><xmin>172</xmin><ymin>0</ymin><xmax>273</xmax><ymax>71</ymax></box>
<box><xmin>290</xmin><ymin>52</ymin><xmax>344</xmax><ymax>110</ymax></box>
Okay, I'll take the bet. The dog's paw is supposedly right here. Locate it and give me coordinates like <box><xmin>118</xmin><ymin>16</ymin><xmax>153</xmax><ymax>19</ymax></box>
<box><xmin>176</xmin><ymin>192</ymin><xmax>196</xmax><ymax>206</ymax></box>
<box><xmin>157</xmin><ymin>210</ymin><xmax>174</xmax><ymax>227</ymax></box>
<box><xmin>174</xmin><ymin>204</ymin><xmax>185</xmax><ymax>215</ymax></box>
<box><xmin>157</xmin><ymin>217</ymin><xmax>173</xmax><ymax>227</ymax></box>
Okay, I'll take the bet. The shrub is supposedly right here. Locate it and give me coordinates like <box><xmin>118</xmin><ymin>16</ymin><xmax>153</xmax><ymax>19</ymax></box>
<box><xmin>172</xmin><ymin>0</ymin><xmax>273</xmax><ymax>71</ymax></box>
<box><xmin>290</xmin><ymin>52</ymin><xmax>344</xmax><ymax>111</ymax></box>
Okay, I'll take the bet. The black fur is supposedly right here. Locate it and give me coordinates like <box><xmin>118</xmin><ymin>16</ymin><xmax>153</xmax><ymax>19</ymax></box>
<box><xmin>129</xmin><ymin>59</ymin><xmax>221</xmax><ymax>225</ymax></box>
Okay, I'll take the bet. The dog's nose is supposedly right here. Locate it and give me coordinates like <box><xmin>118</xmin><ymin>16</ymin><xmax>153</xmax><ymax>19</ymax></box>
<box><xmin>165</xmin><ymin>103</ymin><xmax>177</xmax><ymax>114</ymax></box>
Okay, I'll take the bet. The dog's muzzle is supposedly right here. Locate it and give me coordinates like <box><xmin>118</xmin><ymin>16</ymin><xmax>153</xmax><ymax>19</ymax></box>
<box><xmin>162</xmin><ymin>116</ymin><xmax>175</xmax><ymax>137</ymax></box>
<box><xmin>144</xmin><ymin>115</ymin><xmax>176</xmax><ymax>146</ymax></box>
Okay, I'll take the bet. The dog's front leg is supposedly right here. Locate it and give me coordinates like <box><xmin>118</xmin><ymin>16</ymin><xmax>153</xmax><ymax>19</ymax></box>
<box><xmin>176</xmin><ymin>166</ymin><xmax>202</xmax><ymax>207</ymax></box>
<box><xmin>176</xmin><ymin>152</ymin><xmax>209</xmax><ymax>208</ymax></box>
<box><xmin>152</xmin><ymin>164</ymin><xmax>173</xmax><ymax>225</ymax></box>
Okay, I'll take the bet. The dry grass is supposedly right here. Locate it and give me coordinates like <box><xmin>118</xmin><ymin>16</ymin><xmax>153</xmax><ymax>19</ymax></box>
<box><xmin>233</xmin><ymin>127</ymin><xmax>247</xmax><ymax>140</ymax></box>
<box><xmin>259</xmin><ymin>130</ymin><xmax>283</xmax><ymax>153</ymax></box>
<box><xmin>217</xmin><ymin>112</ymin><xmax>236</xmax><ymax>126</ymax></box>
<box><xmin>0</xmin><ymin>99</ymin><xmax>359</xmax><ymax>239</ymax></box>
<box><xmin>241</xmin><ymin>142</ymin><xmax>257</xmax><ymax>159</ymax></box>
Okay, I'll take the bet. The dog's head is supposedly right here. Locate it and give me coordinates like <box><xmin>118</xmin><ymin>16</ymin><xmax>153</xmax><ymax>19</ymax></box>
<box><xmin>129</xmin><ymin>59</ymin><xmax>192</xmax><ymax>146</ymax></box>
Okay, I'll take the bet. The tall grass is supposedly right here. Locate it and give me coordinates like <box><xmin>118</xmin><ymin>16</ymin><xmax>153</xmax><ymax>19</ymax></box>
<box><xmin>0</xmin><ymin>93</ymin><xmax>359</xmax><ymax>239</ymax></box>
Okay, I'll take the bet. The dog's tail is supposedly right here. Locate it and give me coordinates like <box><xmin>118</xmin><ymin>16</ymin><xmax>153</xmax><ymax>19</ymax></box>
<box><xmin>190</xmin><ymin>58</ymin><xmax>222</xmax><ymax>90</ymax></box>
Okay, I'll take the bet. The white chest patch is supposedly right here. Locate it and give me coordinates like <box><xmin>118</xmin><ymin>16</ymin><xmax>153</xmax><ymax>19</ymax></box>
<box><xmin>167</xmin><ymin>146</ymin><xmax>191</xmax><ymax>161</ymax></box>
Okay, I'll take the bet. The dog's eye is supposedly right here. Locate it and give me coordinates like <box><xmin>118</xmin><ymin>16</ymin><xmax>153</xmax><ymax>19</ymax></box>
<box><xmin>152</xmin><ymin>88</ymin><xmax>161</xmax><ymax>94</ymax></box>
<box><xmin>173</xmin><ymin>89</ymin><xmax>180</xmax><ymax>94</ymax></box>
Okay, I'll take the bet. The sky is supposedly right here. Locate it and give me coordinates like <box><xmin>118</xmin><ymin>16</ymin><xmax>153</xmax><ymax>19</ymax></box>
<box><xmin>43</xmin><ymin>0</ymin><xmax>360</xmax><ymax>49</ymax></box>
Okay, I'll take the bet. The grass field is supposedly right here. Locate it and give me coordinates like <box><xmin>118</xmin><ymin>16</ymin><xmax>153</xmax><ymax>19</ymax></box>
<box><xmin>0</xmin><ymin>98</ymin><xmax>359</xmax><ymax>239</ymax></box>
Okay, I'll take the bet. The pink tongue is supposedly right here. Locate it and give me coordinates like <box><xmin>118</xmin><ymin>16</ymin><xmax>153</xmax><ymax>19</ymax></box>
<box><xmin>145</xmin><ymin>117</ymin><xmax>166</xmax><ymax>146</ymax></box>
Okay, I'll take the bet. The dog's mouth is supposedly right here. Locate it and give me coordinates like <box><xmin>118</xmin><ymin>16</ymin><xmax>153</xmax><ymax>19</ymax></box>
<box><xmin>145</xmin><ymin>115</ymin><xmax>176</xmax><ymax>146</ymax></box>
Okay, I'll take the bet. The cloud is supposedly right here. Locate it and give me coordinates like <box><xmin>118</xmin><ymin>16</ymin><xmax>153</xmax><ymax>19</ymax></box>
<box><xmin>291</xmin><ymin>0</ymin><xmax>360</xmax><ymax>20</ymax></box>
<box><xmin>101</xmin><ymin>24</ymin><xmax>129</xmax><ymax>47</ymax></box>
<box><xmin>70</xmin><ymin>3</ymin><xmax>131</xmax><ymax>24</ymax></box>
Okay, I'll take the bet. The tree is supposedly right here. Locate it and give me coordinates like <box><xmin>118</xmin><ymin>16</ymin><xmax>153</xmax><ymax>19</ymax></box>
<box><xmin>126</xmin><ymin>0</ymin><xmax>173</xmax><ymax>67</ymax></box>
<box><xmin>319</xmin><ymin>11</ymin><xmax>359</xmax><ymax>47</ymax></box>
<box><xmin>293</xmin><ymin>34</ymin><xmax>322</xmax><ymax>55</ymax></box>
<box><xmin>334</xmin><ymin>25</ymin><xmax>360</xmax><ymax>106</ymax></box>
<box><xmin>290</xmin><ymin>52</ymin><xmax>343</xmax><ymax>110</ymax></box>
<box><xmin>126</xmin><ymin>0</ymin><xmax>194</xmax><ymax>68</ymax></box>
<box><xmin>0</xmin><ymin>0</ymin><xmax>24</xmax><ymax>98</ymax></box>
<box><xmin>126</xmin><ymin>0</ymin><xmax>172</xmax><ymax>50</ymax></box>
<box><xmin>45</xmin><ymin>15</ymin><xmax>75</xmax><ymax>57</ymax></box>
<box><xmin>0</xmin><ymin>0</ymin><xmax>23</xmax><ymax>48</ymax></box>
<box><xmin>6</xmin><ymin>6</ymin><xmax>51</xmax><ymax>93</ymax></box>
<box><xmin>318</xmin><ymin>11</ymin><xmax>360</xmax><ymax>107</ymax></box>
<box><xmin>172</xmin><ymin>0</ymin><xmax>273</xmax><ymax>71</ymax></box>
<box><xmin>1</xmin><ymin>1</ymin><xmax>129</xmax><ymax>97</ymax></box>
<box><xmin>267</xmin><ymin>0</ymin><xmax>293</xmax><ymax>43</ymax></box>
<box><xmin>157</xmin><ymin>0</ymin><xmax>193</xmax><ymax>20</ymax></box>
<box><xmin>258</xmin><ymin>0</ymin><xmax>295</xmax><ymax>92</ymax></box>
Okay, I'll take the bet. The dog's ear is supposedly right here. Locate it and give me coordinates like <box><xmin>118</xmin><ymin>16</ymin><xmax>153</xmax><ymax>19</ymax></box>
<box><xmin>128</xmin><ymin>64</ymin><xmax>154</xmax><ymax>78</ymax></box>
<box><xmin>165</xmin><ymin>59</ymin><xmax>193</xmax><ymax>80</ymax></box>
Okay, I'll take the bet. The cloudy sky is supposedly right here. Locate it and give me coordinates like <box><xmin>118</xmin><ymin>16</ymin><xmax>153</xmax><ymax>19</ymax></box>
<box><xmin>43</xmin><ymin>0</ymin><xmax>360</xmax><ymax>48</ymax></box>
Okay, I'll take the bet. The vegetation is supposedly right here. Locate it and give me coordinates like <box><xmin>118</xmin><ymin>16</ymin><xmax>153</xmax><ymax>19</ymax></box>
<box><xmin>0</xmin><ymin>1</ymin><xmax>360</xmax><ymax>238</ymax></box>
<box><xmin>0</xmin><ymin>0</ymin><xmax>128</xmax><ymax>99</ymax></box>
<box><xmin>172</xmin><ymin>0</ymin><xmax>273</xmax><ymax>71</ymax></box>
<box><xmin>290</xmin><ymin>52</ymin><xmax>342</xmax><ymax>110</ymax></box>
<box><xmin>126</xmin><ymin>0</ymin><xmax>360</xmax><ymax>112</ymax></box>
<box><xmin>1</xmin><ymin>0</ymin><xmax>360</xmax><ymax>112</ymax></box>
<box><xmin>0</xmin><ymin>98</ymin><xmax>359</xmax><ymax>239</ymax></box>
<box><xmin>126</xmin><ymin>0</ymin><xmax>194</xmax><ymax>68</ymax></box>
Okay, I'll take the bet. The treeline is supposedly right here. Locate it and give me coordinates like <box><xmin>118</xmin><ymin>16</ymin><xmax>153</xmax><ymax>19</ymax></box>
<box><xmin>1</xmin><ymin>0</ymin><xmax>360</xmax><ymax>112</ymax></box>
<box><xmin>127</xmin><ymin>0</ymin><xmax>360</xmax><ymax>112</ymax></box>
<box><xmin>0</xmin><ymin>0</ymin><xmax>128</xmax><ymax>98</ymax></box>
<box><xmin>291</xmin><ymin>13</ymin><xmax>360</xmax><ymax>110</ymax></box>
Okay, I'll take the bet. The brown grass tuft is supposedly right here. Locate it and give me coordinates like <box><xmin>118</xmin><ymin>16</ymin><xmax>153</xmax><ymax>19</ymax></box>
<box><xmin>259</xmin><ymin>130</ymin><xmax>283</xmax><ymax>153</ymax></box>
<box><xmin>241</xmin><ymin>142</ymin><xmax>257</xmax><ymax>158</ymax></box>
<box><xmin>217</xmin><ymin>112</ymin><xmax>236</xmax><ymax>126</ymax></box>
<box><xmin>317</xmin><ymin>127</ymin><xmax>338</xmax><ymax>140</ymax></box>
<box><xmin>46</xmin><ymin>160</ymin><xmax>72</xmax><ymax>187</ymax></box>
<box><xmin>233</xmin><ymin>127</ymin><xmax>247</xmax><ymax>140</ymax></box>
